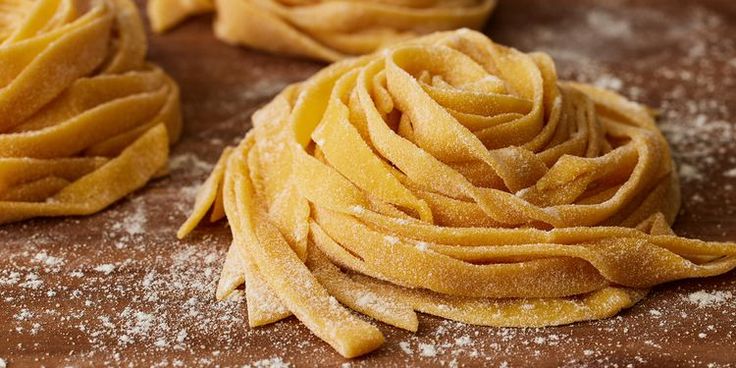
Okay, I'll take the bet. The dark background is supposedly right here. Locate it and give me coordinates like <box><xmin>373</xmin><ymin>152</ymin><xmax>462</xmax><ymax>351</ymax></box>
<box><xmin>1</xmin><ymin>0</ymin><xmax>735</xmax><ymax>366</ymax></box>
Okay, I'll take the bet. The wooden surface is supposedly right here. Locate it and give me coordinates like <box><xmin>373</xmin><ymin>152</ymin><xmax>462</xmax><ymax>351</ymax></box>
<box><xmin>2</xmin><ymin>0</ymin><xmax>736</xmax><ymax>366</ymax></box>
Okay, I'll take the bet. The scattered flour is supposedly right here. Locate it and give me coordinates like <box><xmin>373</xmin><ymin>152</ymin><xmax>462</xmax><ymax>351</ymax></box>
<box><xmin>0</xmin><ymin>2</ymin><xmax>734</xmax><ymax>367</ymax></box>
<box><xmin>686</xmin><ymin>290</ymin><xmax>733</xmax><ymax>308</ymax></box>
<box><xmin>678</xmin><ymin>163</ymin><xmax>703</xmax><ymax>182</ymax></box>
<box><xmin>399</xmin><ymin>341</ymin><xmax>413</xmax><ymax>355</ymax></box>
<box><xmin>393</xmin><ymin>217</ymin><xmax>410</xmax><ymax>225</ymax></box>
<box><xmin>169</xmin><ymin>153</ymin><xmax>215</xmax><ymax>175</ymax></box>
<box><xmin>0</xmin><ymin>271</ymin><xmax>20</xmax><ymax>286</ymax></box>
<box><xmin>33</xmin><ymin>251</ymin><xmax>65</xmax><ymax>272</ymax></box>
<box><xmin>593</xmin><ymin>74</ymin><xmax>624</xmax><ymax>91</ymax></box>
<box><xmin>455</xmin><ymin>335</ymin><xmax>472</xmax><ymax>347</ymax></box>
<box><xmin>69</xmin><ymin>270</ymin><xmax>84</xmax><ymax>278</ymax></box>
<box><xmin>19</xmin><ymin>273</ymin><xmax>43</xmax><ymax>289</ymax></box>
<box><xmin>384</xmin><ymin>235</ymin><xmax>400</xmax><ymax>245</ymax></box>
<box><xmin>244</xmin><ymin>357</ymin><xmax>291</xmax><ymax>368</ymax></box>
<box><xmin>418</xmin><ymin>343</ymin><xmax>438</xmax><ymax>357</ymax></box>
<box><xmin>176</xmin><ymin>329</ymin><xmax>188</xmax><ymax>343</ymax></box>
<box><xmin>350</xmin><ymin>205</ymin><xmax>366</xmax><ymax>215</ymax></box>
<box><xmin>93</xmin><ymin>264</ymin><xmax>116</xmax><ymax>275</ymax></box>
<box><xmin>14</xmin><ymin>308</ymin><xmax>33</xmax><ymax>321</ymax></box>
<box><xmin>586</xmin><ymin>10</ymin><xmax>632</xmax><ymax>38</ymax></box>
<box><xmin>111</xmin><ymin>199</ymin><xmax>148</xmax><ymax>236</ymax></box>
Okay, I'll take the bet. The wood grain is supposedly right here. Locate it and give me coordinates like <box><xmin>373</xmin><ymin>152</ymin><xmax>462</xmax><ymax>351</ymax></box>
<box><xmin>1</xmin><ymin>0</ymin><xmax>735</xmax><ymax>366</ymax></box>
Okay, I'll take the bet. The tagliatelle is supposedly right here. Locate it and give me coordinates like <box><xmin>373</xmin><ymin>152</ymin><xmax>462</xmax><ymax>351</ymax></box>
<box><xmin>179</xmin><ymin>29</ymin><xmax>736</xmax><ymax>358</ymax></box>
<box><xmin>0</xmin><ymin>0</ymin><xmax>182</xmax><ymax>224</ymax></box>
<box><xmin>147</xmin><ymin>0</ymin><xmax>497</xmax><ymax>62</ymax></box>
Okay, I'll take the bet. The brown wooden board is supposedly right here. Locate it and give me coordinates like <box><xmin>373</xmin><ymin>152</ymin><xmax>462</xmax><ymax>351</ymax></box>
<box><xmin>2</xmin><ymin>0</ymin><xmax>736</xmax><ymax>366</ymax></box>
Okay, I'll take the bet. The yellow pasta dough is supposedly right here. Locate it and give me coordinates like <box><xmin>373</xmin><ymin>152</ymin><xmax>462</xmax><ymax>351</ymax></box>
<box><xmin>179</xmin><ymin>29</ymin><xmax>736</xmax><ymax>358</ymax></box>
<box><xmin>147</xmin><ymin>0</ymin><xmax>497</xmax><ymax>61</ymax></box>
<box><xmin>0</xmin><ymin>0</ymin><xmax>181</xmax><ymax>224</ymax></box>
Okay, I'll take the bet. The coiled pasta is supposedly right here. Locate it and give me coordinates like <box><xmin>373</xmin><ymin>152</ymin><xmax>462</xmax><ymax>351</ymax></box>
<box><xmin>0</xmin><ymin>0</ymin><xmax>181</xmax><ymax>224</ymax></box>
<box><xmin>180</xmin><ymin>29</ymin><xmax>736</xmax><ymax>358</ymax></box>
<box><xmin>147</xmin><ymin>0</ymin><xmax>497</xmax><ymax>61</ymax></box>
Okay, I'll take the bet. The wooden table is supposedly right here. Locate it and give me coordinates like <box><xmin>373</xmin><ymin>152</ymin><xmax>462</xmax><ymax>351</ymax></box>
<box><xmin>2</xmin><ymin>0</ymin><xmax>735</xmax><ymax>366</ymax></box>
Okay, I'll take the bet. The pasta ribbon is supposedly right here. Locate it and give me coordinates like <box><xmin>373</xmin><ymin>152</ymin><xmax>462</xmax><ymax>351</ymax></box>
<box><xmin>0</xmin><ymin>0</ymin><xmax>181</xmax><ymax>224</ymax></box>
<box><xmin>180</xmin><ymin>29</ymin><xmax>736</xmax><ymax>358</ymax></box>
<box><xmin>147</xmin><ymin>0</ymin><xmax>497</xmax><ymax>61</ymax></box>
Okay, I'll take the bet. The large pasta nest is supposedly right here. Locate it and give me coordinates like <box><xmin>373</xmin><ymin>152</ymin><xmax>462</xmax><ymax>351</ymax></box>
<box><xmin>181</xmin><ymin>29</ymin><xmax>736</xmax><ymax>357</ymax></box>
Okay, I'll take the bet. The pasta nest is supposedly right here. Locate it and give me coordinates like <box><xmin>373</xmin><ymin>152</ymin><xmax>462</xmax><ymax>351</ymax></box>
<box><xmin>148</xmin><ymin>0</ymin><xmax>497</xmax><ymax>61</ymax></box>
<box><xmin>0</xmin><ymin>0</ymin><xmax>181</xmax><ymax>224</ymax></box>
<box><xmin>186</xmin><ymin>30</ymin><xmax>736</xmax><ymax>357</ymax></box>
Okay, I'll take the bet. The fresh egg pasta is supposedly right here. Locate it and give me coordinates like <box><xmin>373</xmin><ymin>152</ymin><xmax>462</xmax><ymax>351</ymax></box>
<box><xmin>0</xmin><ymin>0</ymin><xmax>182</xmax><ymax>224</ymax></box>
<box><xmin>179</xmin><ymin>29</ymin><xmax>736</xmax><ymax>358</ymax></box>
<box><xmin>148</xmin><ymin>0</ymin><xmax>497</xmax><ymax>61</ymax></box>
